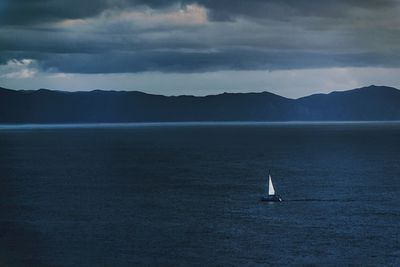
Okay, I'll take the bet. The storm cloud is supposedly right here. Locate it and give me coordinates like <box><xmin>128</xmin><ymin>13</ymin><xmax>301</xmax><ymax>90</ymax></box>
<box><xmin>1</xmin><ymin>0</ymin><xmax>400</xmax><ymax>82</ymax></box>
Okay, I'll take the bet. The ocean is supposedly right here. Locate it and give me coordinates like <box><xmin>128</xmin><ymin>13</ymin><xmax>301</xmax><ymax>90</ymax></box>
<box><xmin>1</xmin><ymin>122</ymin><xmax>400</xmax><ymax>266</ymax></box>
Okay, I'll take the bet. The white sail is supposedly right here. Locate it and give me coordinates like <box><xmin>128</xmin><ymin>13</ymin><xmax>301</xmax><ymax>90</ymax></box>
<box><xmin>268</xmin><ymin>175</ymin><xmax>275</xmax><ymax>195</ymax></box>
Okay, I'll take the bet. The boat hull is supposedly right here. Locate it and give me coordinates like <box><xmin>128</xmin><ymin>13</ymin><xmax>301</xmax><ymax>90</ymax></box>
<box><xmin>261</xmin><ymin>195</ymin><xmax>282</xmax><ymax>202</ymax></box>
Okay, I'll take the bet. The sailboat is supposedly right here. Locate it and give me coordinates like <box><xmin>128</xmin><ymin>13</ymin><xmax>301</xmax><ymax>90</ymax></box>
<box><xmin>261</xmin><ymin>173</ymin><xmax>282</xmax><ymax>202</ymax></box>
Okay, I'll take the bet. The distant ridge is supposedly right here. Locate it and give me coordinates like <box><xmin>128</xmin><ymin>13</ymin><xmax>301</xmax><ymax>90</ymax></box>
<box><xmin>1</xmin><ymin>85</ymin><xmax>400</xmax><ymax>123</ymax></box>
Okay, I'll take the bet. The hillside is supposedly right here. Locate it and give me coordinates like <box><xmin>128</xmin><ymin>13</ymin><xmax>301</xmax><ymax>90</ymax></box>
<box><xmin>1</xmin><ymin>85</ymin><xmax>400</xmax><ymax>123</ymax></box>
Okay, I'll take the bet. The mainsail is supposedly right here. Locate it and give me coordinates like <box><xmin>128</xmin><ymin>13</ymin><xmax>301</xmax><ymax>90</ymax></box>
<box><xmin>268</xmin><ymin>175</ymin><xmax>275</xmax><ymax>196</ymax></box>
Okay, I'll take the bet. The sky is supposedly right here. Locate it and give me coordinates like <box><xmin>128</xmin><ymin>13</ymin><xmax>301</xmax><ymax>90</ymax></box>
<box><xmin>1</xmin><ymin>0</ymin><xmax>400</xmax><ymax>98</ymax></box>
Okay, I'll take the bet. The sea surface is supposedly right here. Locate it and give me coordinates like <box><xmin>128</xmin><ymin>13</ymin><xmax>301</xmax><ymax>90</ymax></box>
<box><xmin>1</xmin><ymin>122</ymin><xmax>400</xmax><ymax>266</ymax></box>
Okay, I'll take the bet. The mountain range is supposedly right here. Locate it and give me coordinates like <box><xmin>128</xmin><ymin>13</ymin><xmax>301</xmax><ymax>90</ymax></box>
<box><xmin>1</xmin><ymin>85</ymin><xmax>400</xmax><ymax>123</ymax></box>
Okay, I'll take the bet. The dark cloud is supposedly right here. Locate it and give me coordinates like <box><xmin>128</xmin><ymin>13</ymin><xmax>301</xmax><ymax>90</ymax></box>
<box><xmin>6</xmin><ymin>50</ymin><xmax>397</xmax><ymax>74</ymax></box>
<box><xmin>0</xmin><ymin>0</ymin><xmax>183</xmax><ymax>25</ymax></box>
<box><xmin>198</xmin><ymin>0</ymin><xmax>398</xmax><ymax>21</ymax></box>
<box><xmin>1</xmin><ymin>0</ymin><xmax>397</xmax><ymax>25</ymax></box>
<box><xmin>0</xmin><ymin>0</ymin><xmax>107</xmax><ymax>25</ymax></box>
<box><xmin>0</xmin><ymin>0</ymin><xmax>399</xmax><ymax>74</ymax></box>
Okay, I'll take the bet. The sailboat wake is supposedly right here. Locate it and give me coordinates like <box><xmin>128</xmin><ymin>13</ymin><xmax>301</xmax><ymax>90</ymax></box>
<box><xmin>284</xmin><ymin>198</ymin><xmax>355</xmax><ymax>202</ymax></box>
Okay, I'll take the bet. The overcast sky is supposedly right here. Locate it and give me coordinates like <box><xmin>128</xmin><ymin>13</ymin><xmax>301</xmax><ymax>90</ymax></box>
<box><xmin>1</xmin><ymin>0</ymin><xmax>400</xmax><ymax>97</ymax></box>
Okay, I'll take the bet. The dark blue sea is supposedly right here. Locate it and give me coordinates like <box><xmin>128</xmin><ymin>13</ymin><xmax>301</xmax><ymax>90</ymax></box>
<box><xmin>1</xmin><ymin>122</ymin><xmax>400</xmax><ymax>266</ymax></box>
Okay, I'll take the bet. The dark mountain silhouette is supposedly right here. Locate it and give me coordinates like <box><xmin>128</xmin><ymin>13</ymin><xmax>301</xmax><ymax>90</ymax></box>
<box><xmin>1</xmin><ymin>85</ymin><xmax>400</xmax><ymax>123</ymax></box>
<box><xmin>294</xmin><ymin>86</ymin><xmax>400</xmax><ymax>121</ymax></box>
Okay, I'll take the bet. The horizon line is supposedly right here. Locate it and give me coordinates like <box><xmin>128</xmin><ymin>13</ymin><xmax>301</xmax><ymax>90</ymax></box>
<box><xmin>1</xmin><ymin>120</ymin><xmax>400</xmax><ymax>130</ymax></box>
